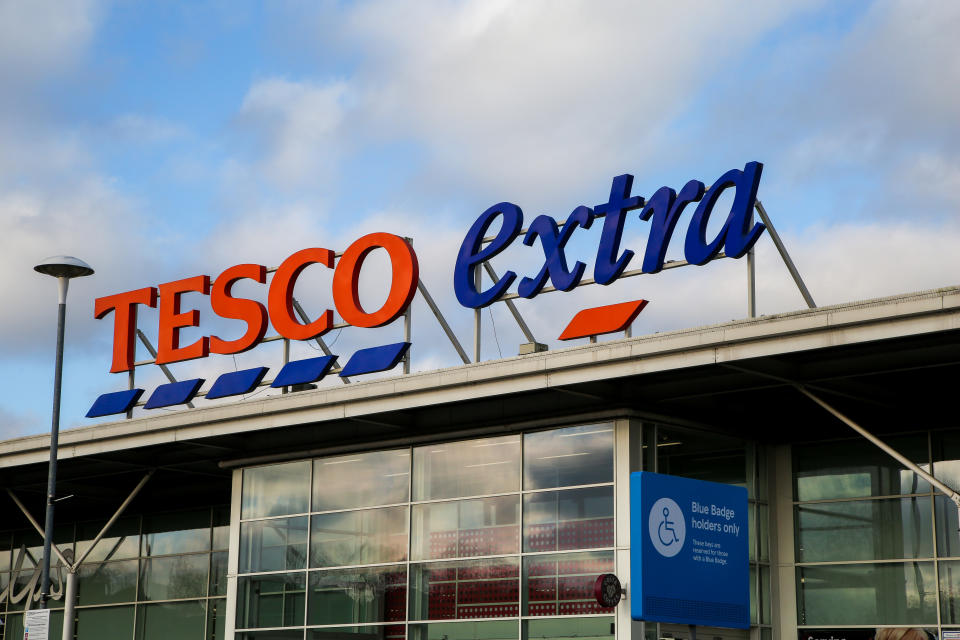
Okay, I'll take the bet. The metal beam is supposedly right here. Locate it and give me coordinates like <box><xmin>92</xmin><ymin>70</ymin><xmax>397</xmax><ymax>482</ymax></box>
<box><xmin>137</xmin><ymin>330</ymin><xmax>195</xmax><ymax>408</ymax></box>
<box><xmin>754</xmin><ymin>200</ymin><xmax>816</xmax><ymax>309</ymax></box>
<box><xmin>291</xmin><ymin>298</ymin><xmax>351</xmax><ymax>384</ymax></box>
<box><xmin>416</xmin><ymin>281</ymin><xmax>470</xmax><ymax>364</ymax></box>
<box><xmin>482</xmin><ymin>262</ymin><xmax>536</xmax><ymax>344</ymax></box>
<box><xmin>5</xmin><ymin>488</ymin><xmax>70</xmax><ymax>567</ymax></box>
<box><xmin>72</xmin><ymin>470</ymin><xmax>154</xmax><ymax>569</ymax></box>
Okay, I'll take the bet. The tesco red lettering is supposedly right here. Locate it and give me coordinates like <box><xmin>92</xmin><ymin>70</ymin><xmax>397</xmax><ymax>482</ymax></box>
<box><xmin>94</xmin><ymin>233</ymin><xmax>419</xmax><ymax>372</ymax></box>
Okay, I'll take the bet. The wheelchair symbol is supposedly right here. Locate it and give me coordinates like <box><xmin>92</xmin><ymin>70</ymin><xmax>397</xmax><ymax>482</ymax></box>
<box><xmin>648</xmin><ymin>497</ymin><xmax>685</xmax><ymax>557</ymax></box>
<box><xmin>658</xmin><ymin>507</ymin><xmax>680</xmax><ymax>546</ymax></box>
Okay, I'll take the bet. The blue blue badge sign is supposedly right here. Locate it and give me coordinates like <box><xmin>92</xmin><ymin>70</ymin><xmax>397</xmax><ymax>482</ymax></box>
<box><xmin>630</xmin><ymin>471</ymin><xmax>749</xmax><ymax>629</ymax></box>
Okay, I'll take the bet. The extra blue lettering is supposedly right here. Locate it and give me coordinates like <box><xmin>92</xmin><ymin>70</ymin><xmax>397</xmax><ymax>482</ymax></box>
<box><xmin>639</xmin><ymin>179</ymin><xmax>705</xmax><ymax>273</ymax></box>
<box><xmin>684</xmin><ymin>161</ymin><xmax>765</xmax><ymax>265</ymax></box>
<box><xmin>453</xmin><ymin>202</ymin><xmax>523</xmax><ymax>308</ymax></box>
<box><xmin>593</xmin><ymin>174</ymin><xmax>644</xmax><ymax>285</ymax></box>
<box><xmin>518</xmin><ymin>206</ymin><xmax>595</xmax><ymax>297</ymax></box>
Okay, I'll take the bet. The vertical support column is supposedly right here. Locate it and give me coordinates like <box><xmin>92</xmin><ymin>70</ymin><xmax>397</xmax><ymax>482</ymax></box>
<box><xmin>618</xmin><ymin>418</ymin><xmax>645</xmax><ymax>640</ymax></box>
<box><xmin>473</xmin><ymin>267</ymin><xmax>482</xmax><ymax>362</ymax></box>
<box><xmin>769</xmin><ymin>444</ymin><xmax>796</xmax><ymax>640</ymax></box>
<box><xmin>224</xmin><ymin>469</ymin><xmax>243</xmax><ymax>640</ymax></box>
<box><xmin>62</xmin><ymin>570</ymin><xmax>77</xmax><ymax>640</ymax></box>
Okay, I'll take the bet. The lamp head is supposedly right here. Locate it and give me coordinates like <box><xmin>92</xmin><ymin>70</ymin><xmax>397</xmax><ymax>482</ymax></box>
<box><xmin>34</xmin><ymin>256</ymin><xmax>95</xmax><ymax>279</ymax></box>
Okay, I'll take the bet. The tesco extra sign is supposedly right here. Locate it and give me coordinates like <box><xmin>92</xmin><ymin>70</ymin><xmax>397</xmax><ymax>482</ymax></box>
<box><xmin>94</xmin><ymin>162</ymin><xmax>764</xmax><ymax>372</ymax></box>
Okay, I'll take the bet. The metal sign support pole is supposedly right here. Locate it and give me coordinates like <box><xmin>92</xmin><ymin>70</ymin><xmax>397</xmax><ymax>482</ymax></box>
<box><xmin>474</xmin><ymin>267</ymin><xmax>482</xmax><ymax>362</ymax></box>
<box><xmin>137</xmin><ymin>330</ymin><xmax>195</xmax><ymax>408</ymax></box>
<box><xmin>416</xmin><ymin>281</ymin><xmax>470</xmax><ymax>364</ymax></box>
<box><xmin>755</xmin><ymin>201</ymin><xmax>816</xmax><ymax>309</ymax></box>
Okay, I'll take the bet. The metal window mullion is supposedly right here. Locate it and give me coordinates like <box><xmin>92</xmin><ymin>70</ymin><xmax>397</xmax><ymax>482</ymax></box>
<box><xmin>405</xmin><ymin>445</ymin><xmax>413</xmax><ymax>640</ymax></box>
<box><xmin>519</xmin><ymin>431</ymin><xmax>525</xmax><ymax>634</ymax></box>
<box><xmin>304</xmin><ymin>461</ymin><xmax>314</xmax><ymax>630</ymax></box>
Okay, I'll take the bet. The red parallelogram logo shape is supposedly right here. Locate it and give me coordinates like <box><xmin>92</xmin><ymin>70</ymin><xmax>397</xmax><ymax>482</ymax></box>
<box><xmin>558</xmin><ymin>300</ymin><xmax>649</xmax><ymax>341</ymax></box>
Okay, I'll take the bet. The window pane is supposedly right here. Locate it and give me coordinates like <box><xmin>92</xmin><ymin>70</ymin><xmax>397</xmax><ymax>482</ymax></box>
<box><xmin>77</xmin><ymin>559</ymin><xmax>138</xmax><ymax>605</ymax></box>
<box><xmin>213</xmin><ymin>507</ymin><xmax>230</xmax><ymax>550</ymax></box>
<box><xmin>211</xmin><ymin>551</ymin><xmax>228</xmax><ymax>596</ymax></box>
<box><xmin>794</xmin><ymin>436</ymin><xmax>930</xmax><ymax>501</ymax></box>
<box><xmin>936</xmin><ymin>495</ymin><xmax>960</xmax><ymax>557</ymax></box>
<box><xmin>307</xmin><ymin>565</ymin><xmax>407</xmax><ymax>625</ymax></box>
<box><xmin>523</xmin><ymin>487</ymin><xmax>613</xmax><ymax>552</ymax></box>
<box><xmin>135</xmin><ymin>600</ymin><xmax>206</xmax><ymax>639</ymax></box>
<box><xmin>409</xmin><ymin>558</ymin><xmax>519</xmax><ymax>621</ymax></box>
<box><xmin>240</xmin><ymin>517</ymin><xmax>308</xmax><ymax>573</ymax></box>
<box><xmin>0</xmin><ymin>533</ymin><xmax>11</xmax><ymax>572</ymax></box>
<box><xmin>76</xmin><ymin>605</ymin><xmax>135</xmax><ymax>640</ymax></box>
<box><xmin>76</xmin><ymin>516</ymin><xmax>140</xmax><ymax>562</ymax></box>
<box><xmin>412</xmin><ymin>496</ymin><xmax>519</xmax><ymax>561</ymax></box>
<box><xmin>311</xmin><ymin>506</ymin><xmax>408</xmax><ymax>567</ymax></box>
<box><xmin>237</xmin><ymin>572</ymin><xmax>306</xmax><ymax>629</ymax></box>
<box><xmin>139</xmin><ymin>554</ymin><xmax>209</xmax><ymax>600</ymax></box>
<box><xmin>308</xmin><ymin>625</ymin><xmax>405</xmax><ymax>640</ymax></box>
<box><xmin>797</xmin><ymin>562</ymin><xmax>936</xmax><ymax>626</ymax></box>
<box><xmin>314</xmin><ymin>450</ymin><xmax>411</xmax><ymax>511</ymax></box>
<box><xmin>939</xmin><ymin>559</ymin><xmax>960</xmax><ymax>624</ymax></box>
<box><xmin>409</xmin><ymin>620</ymin><xmax>517</xmax><ymax>640</ymax></box>
<box><xmin>524</xmin><ymin>552</ymin><xmax>615</xmax><ymax>616</ymax></box>
<box><xmin>243</xmin><ymin>460</ymin><xmax>311</xmax><ymax>519</ymax></box>
<box><xmin>237</xmin><ymin>632</ymin><xmax>304</xmax><ymax>640</ymax></box>
<box><xmin>413</xmin><ymin>436</ymin><xmax>520</xmax><ymax>500</ymax></box>
<box><xmin>524</xmin><ymin>425</ymin><xmax>613</xmax><ymax>490</ymax></box>
<box><xmin>523</xmin><ymin>617</ymin><xmax>614</xmax><ymax>640</ymax></box>
<box><xmin>142</xmin><ymin>509</ymin><xmax>210</xmax><ymax>556</ymax></box>
<box><xmin>796</xmin><ymin>497</ymin><xmax>933</xmax><ymax>562</ymax></box>
<box><xmin>208</xmin><ymin>598</ymin><xmax>227</xmax><ymax>640</ymax></box>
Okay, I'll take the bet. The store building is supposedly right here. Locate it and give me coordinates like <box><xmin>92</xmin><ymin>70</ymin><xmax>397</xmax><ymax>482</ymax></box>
<box><xmin>2</xmin><ymin>284</ymin><xmax>959</xmax><ymax>640</ymax></box>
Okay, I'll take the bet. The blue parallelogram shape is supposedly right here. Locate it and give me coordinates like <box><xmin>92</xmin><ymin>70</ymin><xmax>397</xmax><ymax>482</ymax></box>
<box><xmin>86</xmin><ymin>389</ymin><xmax>144</xmax><ymax>418</ymax></box>
<box><xmin>271</xmin><ymin>355</ymin><xmax>338</xmax><ymax>388</ymax></box>
<box><xmin>339</xmin><ymin>342</ymin><xmax>411</xmax><ymax>377</ymax></box>
<box><xmin>207</xmin><ymin>367</ymin><xmax>269</xmax><ymax>399</ymax></box>
<box><xmin>144</xmin><ymin>379</ymin><xmax>204</xmax><ymax>410</ymax></box>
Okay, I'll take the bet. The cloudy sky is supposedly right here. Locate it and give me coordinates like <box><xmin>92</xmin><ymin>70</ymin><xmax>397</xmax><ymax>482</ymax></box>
<box><xmin>1</xmin><ymin>0</ymin><xmax>958</xmax><ymax>439</ymax></box>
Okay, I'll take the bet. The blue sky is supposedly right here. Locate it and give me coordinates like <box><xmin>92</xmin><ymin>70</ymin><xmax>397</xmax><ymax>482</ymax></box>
<box><xmin>1</xmin><ymin>0</ymin><xmax>958</xmax><ymax>439</ymax></box>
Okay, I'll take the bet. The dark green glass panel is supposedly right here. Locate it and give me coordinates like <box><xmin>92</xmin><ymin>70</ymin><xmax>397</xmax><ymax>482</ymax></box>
<box><xmin>524</xmin><ymin>424</ymin><xmax>614</xmax><ymax>490</ymax></box>
<box><xmin>76</xmin><ymin>559</ymin><xmax>137</xmax><ymax>606</ymax></box>
<box><xmin>237</xmin><ymin>572</ymin><xmax>306</xmax><ymax>629</ymax></box>
<box><xmin>314</xmin><ymin>450</ymin><xmax>410</xmax><ymax>511</ymax></box>
<box><xmin>409</xmin><ymin>620</ymin><xmax>517</xmax><ymax>640</ymax></box>
<box><xmin>142</xmin><ymin>510</ymin><xmax>211</xmax><ymax>556</ymax></box>
<box><xmin>523</xmin><ymin>617</ymin><xmax>614</xmax><ymax>640</ymax></box>
<box><xmin>308</xmin><ymin>625</ymin><xmax>405</xmax><ymax>640</ymax></box>
<box><xmin>240</xmin><ymin>517</ymin><xmax>308</xmax><ymax>573</ymax></box>
<box><xmin>242</xmin><ymin>461</ymin><xmax>311</xmax><ymax>519</ymax></box>
<box><xmin>213</xmin><ymin>507</ymin><xmax>230</xmax><ymax>550</ymax></box>
<box><xmin>76</xmin><ymin>516</ymin><xmax>140</xmax><ymax>562</ymax></box>
<box><xmin>136</xmin><ymin>600</ymin><xmax>206</xmax><ymax>639</ymax></box>
<box><xmin>237</xmin><ymin>632</ymin><xmax>304</xmax><ymax>640</ymax></box>
<box><xmin>140</xmin><ymin>553</ymin><xmax>209</xmax><ymax>600</ymax></box>
<box><xmin>211</xmin><ymin>551</ymin><xmax>228</xmax><ymax>596</ymax></box>
<box><xmin>797</xmin><ymin>562</ymin><xmax>936</xmax><ymax>626</ymax></box>
<box><xmin>208</xmin><ymin>598</ymin><xmax>227</xmax><ymax>640</ymax></box>
<box><xmin>76</xmin><ymin>605</ymin><xmax>135</xmax><ymax>640</ymax></box>
<box><xmin>312</xmin><ymin>507</ymin><xmax>408</xmax><ymax>568</ymax></box>
<box><xmin>307</xmin><ymin>565</ymin><xmax>406</xmax><ymax>625</ymax></box>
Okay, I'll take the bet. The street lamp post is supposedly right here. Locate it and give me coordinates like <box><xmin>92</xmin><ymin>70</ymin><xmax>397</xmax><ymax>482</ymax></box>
<box><xmin>33</xmin><ymin>255</ymin><xmax>94</xmax><ymax>608</ymax></box>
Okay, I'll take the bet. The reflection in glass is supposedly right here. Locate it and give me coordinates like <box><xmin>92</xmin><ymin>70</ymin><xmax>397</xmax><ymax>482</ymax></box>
<box><xmin>242</xmin><ymin>460</ymin><xmax>311</xmax><ymax>519</ymax></box>
<box><xmin>794</xmin><ymin>436</ymin><xmax>929</xmax><ymax>501</ymax></box>
<box><xmin>524</xmin><ymin>425</ymin><xmax>614</xmax><ymax>490</ymax></box>
<box><xmin>412</xmin><ymin>496</ymin><xmax>519</xmax><ymax>560</ymax></box>
<box><xmin>135</xmin><ymin>600</ymin><xmax>206</xmax><ymax>639</ymax></box>
<box><xmin>524</xmin><ymin>617</ymin><xmax>614</xmax><ymax>640</ymax></box>
<box><xmin>523</xmin><ymin>487</ymin><xmax>613</xmax><ymax>552</ymax></box>
<box><xmin>314</xmin><ymin>450</ymin><xmax>411</xmax><ymax>511</ymax></box>
<box><xmin>312</xmin><ymin>506</ymin><xmax>408</xmax><ymax>567</ymax></box>
<box><xmin>523</xmin><ymin>552</ymin><xmax>615</xmax><ymax>616</ymax></box>
<box><xmin>211</xmin><ymin>551</ymin><xmax>228</xmax><ymax>596</ymax></box>
<box><xmin>237</xmin><ymin>572</ymin><xmax>306</xmax><ymax>629</ymax></box>
<box><xmin>654</xmin><ymin>428</ymin><xmax>746</xmax><ymax>489</ymax></box>
<box><xmin>76</xmin><ymin>516</ymin><xmax>140</xmax><ymax>562</ymax></box>
<box><xmin>308</xmin><ymin>625</ymin><xmax>405</xmax><ymax>640</ymax></box>
<box><xmin>936</xmin><ymin>495</ymin><xmax>960</xmax><ymax>558</ymax></box>
<box><xmin>76</xmin><ymin>605</ymin><xmax>136</xmax><ymax>640</ymax></box>
<box><xmin>307</xmin><ymin>565</ymin><xmax>407</xmax><ymax>625</ymax></box>
<box><xmin>797</xmin><ymin>562</ymin><xmax>936</xmax><ymax>626</ymax></box>
<box><xmin>213</xmin><ymin>507</ymin><xmax>230</xmax><ymax>550</ymax></box>
<box><xmin>77</xmin><ymin>559</ymin><xmax>138</xmax><ymax>605</ymax></box>
<box><xmin>0</xmin><ymin>534</ymin><xmax>11</xmax><ymax>573</ymax></box>
<box><xmin>139</xmin><ymin>554</ymin><xmax>209</xmax><ymax>600</ymax></box>
<box><xmin>413</xmin><ymin>435</ymin><xmax>520</xmax><ymax>500</ymax></box>
<box><xmin>209</xmin><ymin>597</ymin><xmax>228</xmax><ymax>640</ymax></box>
<box><xmin>240</xmin><ymin>517</ymin><xmax>308</xmax><ymax>573</ymax></box>
<box><xmin>410</xmin><ymin>558</ymin><xmax>519</xmax><ymax>620</ymax></box>
<box><xmin>409</xmin><ymin>620</ymin><xmax>517</xmax><ymax>640</ymax></box>
<box><xmin>237</xmin><ymin>632</ymin><xmax>304</xmax><ymax>640</ymax></box>
<box><xmin>939</xmin><ymin>559</ymin><xmax>960</xmax><ymax>623</ymax></box>
<box><xmin>142</xmin><ymin>510</ymin><xmax>210</xmax><ymax>556</ymax></box>
<box><xmin>796</xmin><ymin>497</ymin><xmax>933</xmax><ymax>562</ymax></box>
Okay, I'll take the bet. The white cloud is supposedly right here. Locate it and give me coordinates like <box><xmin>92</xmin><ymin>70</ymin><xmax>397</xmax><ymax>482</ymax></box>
<box><xmin>109</xmin><ymin>114</ymin><xmax>186</xmax><ymax>144</ymax></box>
<box><xmin>0</xmin><ymin>0</ymin><xmax>99</xmax><ymax>84</ymax></box>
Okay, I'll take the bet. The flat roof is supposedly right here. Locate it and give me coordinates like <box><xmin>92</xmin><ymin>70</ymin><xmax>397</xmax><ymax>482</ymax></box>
<box><xmin>3</xmin><ymin>285</ymin><xmax>959</xmax><ymax>473</ymax></box>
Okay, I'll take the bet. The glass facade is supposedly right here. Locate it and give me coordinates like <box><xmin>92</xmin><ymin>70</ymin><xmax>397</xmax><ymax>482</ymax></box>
<box><xmin>236</xmin><ymin>424</ymin><xmax>619</xmax><ymax>640</ymax></box>
<box><xmin>794</xmin><ymin>430</ymin><xmax>960</xmax><ymax>634</ymax></box>
<box><xmin>0</xmin><ymin>506</ymin><xmax>227</xmax><ymax>640</ymax></box>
